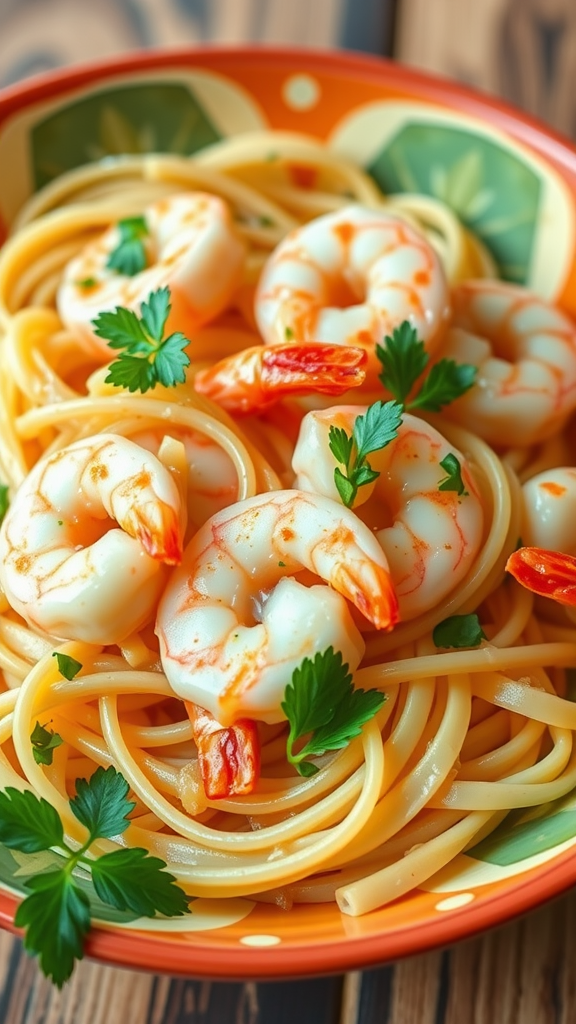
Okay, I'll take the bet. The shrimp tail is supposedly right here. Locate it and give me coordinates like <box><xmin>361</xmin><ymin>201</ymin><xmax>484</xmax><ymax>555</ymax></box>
<box><xmin>122</xmin><ymin>504</ymin><xmax>183</xmax><ymax>565</ymax></box>
<box><xmin>194</xmin><ymin>342</ymin><xmax>367</xmax><ymax>413</ymax></box>
<box><xmin>185</xmin><ymin>702</ymin><xmax>261</xmax><ymax>798</ymax></box>
<box><xmin>336</xmin><ymin>562</ymin><xmax>400</xmax><ymax>631</ymax></box>
<box><xmin>506</xmin><ymin>547</ymin><xmax>576</xmax><ymax>605</ymax></box>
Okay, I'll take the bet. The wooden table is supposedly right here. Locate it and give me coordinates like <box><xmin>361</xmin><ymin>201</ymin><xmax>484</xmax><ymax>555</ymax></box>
<box><xmin>1</xmin><ymin>0</ymin><xmax>576</xmax><ymax>1020</ymax></box>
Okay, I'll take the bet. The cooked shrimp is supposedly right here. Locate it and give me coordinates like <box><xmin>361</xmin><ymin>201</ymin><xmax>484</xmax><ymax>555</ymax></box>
<box><xmin>194</xmin><ymin>341</ymin><xmax>368</xmax><ymax>413</ymax></box>
<box><xmin>132</xmin><ymin>427</ymin><xmax>238</xmax><ymax>529</ymax></box>
<box><xmin>0</xmin><ymin>434</ymin><xmax>184</xmax><ymax>644</ymax></box>
<box><xmin>254</xmin><ymin>205</ymin><xmax>450</xmax><ymax>384</ymax></box>
<box><xmin>292</xmin><ymin>407</ymin><xmax>484</xmax><ymax>619</ymax></box>
<box><xmin>520</xmin><ymin>467</ymin><xmax>576</xmax><ymax>554</ymax></box>
<box><xmin>506</xmin><ymin>547</ymin><xmax>576</xmax><ymax>609</ymax></box>
<box><xmin>438</xmin><ymin>280</ymin><xmax>576</xmax><ymax>447</ymax></box>
<box><xmin>506</xmin><ymin>467</ymin><xmax>576</xmax><ymax>611</ymax></box>
<box><xmin>185</xmin><ymin>702</ymin><xmax>260</xmax><ymax>799</ymax></box>
<box><xmin>57</xmin><ymin>193</ymin><xmax>246</xmax><ymax>356</ymax></box>
<box><xmin>156</xmin><ymin>489</ymin><xmax>398</xmax><ymax>726</ymax></box>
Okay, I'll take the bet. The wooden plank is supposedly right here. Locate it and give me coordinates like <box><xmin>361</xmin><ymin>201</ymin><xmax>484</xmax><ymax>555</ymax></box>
<box><xmin>0</xmin><ymin>930</ymin><xmax>343</xmax><ymax>1024</ymax></box>
<box><xmin>0</xmin><ymin>0</ymin><xmax>347</xmax><ymax>89</ymax></box>
<box><xmin>395</xmin><ymin>0</ymin><xmax>576</xmax><ymax>137</ymax></box>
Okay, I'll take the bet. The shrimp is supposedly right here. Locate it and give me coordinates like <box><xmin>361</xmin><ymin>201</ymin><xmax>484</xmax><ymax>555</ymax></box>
<box><xmin>57</xmin><ymin>193</ymin><xmax>246</xmax><ymax>357</ymax></box>
<box><xmin>132</xmin><ymin>427</ymin><xmax>238</xmax><ymax>530</ymax></box>
<box><xmin>0</xmin><ymin>434</ymin><xmax>184</xmax><ymax>644</ymax></box>
<box><xmin>194</xmin><ymin>341</ymin><xmax>368</xmax><ymax>413</ymax></box>
<box><xmin>438</xmin><ymin>280</ymin><xmax>576</xmax><ymax>447</ymax></box>
<box><xmin>292</xmin><ymin>407</ymin><xmax>484</xmax><ymax>619</ymax></box>
<box><xmin>506</xmin><ymin>547</ymin><xmax>576</xmax><ymax>609</ymax></box>
<box><xmin>254</xmin><ymin>205</ymin><xmax>450</xmax><ymax>384</ymax></box>
<box><xmin>156</xmin><ymin>489</ymin><xmax>398</xmax><ymax>727</ymax></box>
<box><xmin>520</xmin><ymin>467</ymin><xmax>576</xmax><ymax>555</ymax></box>
<box><xmin>506</xmin><ymin>467</ymin><xmax>576</xmax><ymax>610</ymax></box>
<box><xmin>184</xmin><ymin>702</ymin><xmax>260</xmax><ymax>800</ymax></box>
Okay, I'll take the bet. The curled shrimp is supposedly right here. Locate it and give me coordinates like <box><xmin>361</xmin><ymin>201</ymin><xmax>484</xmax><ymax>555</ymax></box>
<box><xmin>156</xmin><ymin>489</ymin><xmax>398</xmax><ymax>727</ymax></box>
<box><xmin>292</xmin><ymin>407</ymin><xmax>484</xmax><ymax>619</ymax></box>
<box><xmin>439</xmin><ymin>280</ymin><xmax>576</xmax><ymax>447</ymax></box>
<box><xmin>0</xmin><ymin>434</ymin><xmax>184</xmax><ymax>644</ymax></box>
<box><xmin>254</xmin><ymin>205</ymin><xmax>450</xmax><ymax>383</ymax></box>
<box><xmin>57</xmin><ymin>193</ymin><xmax>246</xmax><ymax>356</ymax></box>
<box><xmin>194</xmin><ymin>341</ymin><xmax>367</xmax><ymax>413</ymax></box>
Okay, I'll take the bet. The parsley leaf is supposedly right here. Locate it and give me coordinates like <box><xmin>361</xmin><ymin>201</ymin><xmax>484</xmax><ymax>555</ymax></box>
<box><xmin>409</xmin><ymin>359</ymin><xmax>477</xmax><ymax>413</ymax></box>
<box><xmin>106</xmin><ymin>215</ymin><xmax>149</xmax><ymax>277</ymax></box>
<box><xmin>94</xmin><ymin>287</ymin><xmax>191</xmax><ymax>393</ymax></box>
<box><xmin>31</xmin><ymin>722</ymin><xmax>64</xmax><ymax>767</ymax></box>
<box><xmin>281</xmin><ymin>647</ymin><xmax>386</xmax><ymax>776</ymax></box>
<box><xmin>376</xmin><ymin>321</ymin><xmax>477</xmax><ymax>412</ymax></box>
<box><xmin>0</xmin><ymin>482</ymin><xmax>9</xmax><ymax>525</ymax></box>
<box><xmin>438</xmin><ymin>453</ymin><xmax>468</xmax><ymax>496</ymax></box>
<box><xmin>70</xmin><ymin>765</ymin><xmax>135</xmax><ymax>842</ymax></box>
<box><xmin>0</xmin><ymin>788</ymin><xmax>63</xmax><ymax>852</ymax></box>
<box><xmin>15</xmin><ymin>871</ymin><xmax>91</xmax><ymax>988</ymax></box>
<box><xmin>0</xmin><ymin>767</ymin><xmax>190</xmax><ymax>986</ymax></box>
<box><xmin>433</xmin><ymin>613</ymin><xmax>486</xmax><ymax>649</ymax></box>
<box><xmin>94</xmin><ymin>307</ymin><xmax>149</xmax><ymax>351</ymax></box>
<box><xmin>328</xmin><ymin>400</ymin><xmax>403</xmax><ymax>508</ymax></box>
<box><xmin>52</xmin><ymin>652</ymin><xmax>82</xmax><ymax>680</ymax></box>
<box><xmin>91</xmin><ymin>848</ymin><xmax>189</xmax><ymax>917</ymax></box>
<box><xmin>376</xmin><ymin>322</ymin><xmax>428</xmax><ymax>404</ymax></box>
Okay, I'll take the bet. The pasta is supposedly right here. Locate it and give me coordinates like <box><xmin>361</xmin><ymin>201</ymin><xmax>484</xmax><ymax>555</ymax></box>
<box><xmin>0</xmin><ymin>129</ymin><xmax>575</xmax><ymax>925</ymax></box>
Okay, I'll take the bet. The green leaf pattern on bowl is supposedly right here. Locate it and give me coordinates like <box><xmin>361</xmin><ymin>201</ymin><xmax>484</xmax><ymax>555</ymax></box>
<box><xmin>368</xmin><ymin>123</ymin><xmax>541</xmax><ymax>284</ymax></box>
<box><xmin>31</xmin><ymin>83</ymin><xmax>221</xmax><ymax>190</ymax></box>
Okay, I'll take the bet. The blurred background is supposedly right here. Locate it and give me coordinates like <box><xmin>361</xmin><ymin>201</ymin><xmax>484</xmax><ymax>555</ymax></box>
<box><xmin>0</xmin><ymin>0</ymin><xmax>574</xmax><ymax>137</ymax></box>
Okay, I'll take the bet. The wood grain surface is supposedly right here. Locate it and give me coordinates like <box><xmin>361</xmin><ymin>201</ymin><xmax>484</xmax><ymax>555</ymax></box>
<box><xmin>1</xmin><ymin>0</ymin><xmax>576</xmax><ymax>1021</ymax></box>
<box><xmin>395</xmin><ymin>0</ymin><xmax>576</xmax><ymax>137</ymax></box>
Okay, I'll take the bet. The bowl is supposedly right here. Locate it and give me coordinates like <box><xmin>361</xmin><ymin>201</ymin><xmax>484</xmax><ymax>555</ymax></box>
<box><xmin>2</xmin><ymin>45</ymin><xmax>576</xmax><ymax>980</ymax></box>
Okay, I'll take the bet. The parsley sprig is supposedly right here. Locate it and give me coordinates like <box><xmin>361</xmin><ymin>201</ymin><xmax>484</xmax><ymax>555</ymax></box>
<box><xmin>328</xmin><ymin>400</ymin><xmax>403</xmax><ymax>507</ymax></box>
<box><xmin>281</xmin><ymin>647</ymin><xmax>386</xmax><ymax>777</ymax></box>
<box><xmin>376</xmin><ymin>321</ymin><xmax>477</xmax><ymax>412</ymax></box>
<box><xmin>93</xmin><ymin>287</ymin><xmax>191</xmax><ymax>393</ymax></box>
<box><xmin>327</xmin><ymin>322</ymin><xmax>477</xmax><ymax>508</ymax></box>
<box><xmin>106</xmin><ymin>215</ymin><xmax>149</xmax><ymax>277</ymax></box>
<box><xmin>0</xmin><ymin>767</ymin><xmax>189</xmax><ymax>986</ymax></box>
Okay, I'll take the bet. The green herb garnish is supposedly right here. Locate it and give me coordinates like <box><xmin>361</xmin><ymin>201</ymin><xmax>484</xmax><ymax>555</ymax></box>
<box><xmin>94</xmin><ymin>287</ymin><xmax>190</xmax><ymax>394</ymax></box>
<box><xmin>0</xmin><ymin>767</ymin><xmax>189</xmax><ymax>986</ymax></box>
<box><xmin>30</xmin><ymin>722</ymin><xmax>64</xmax><ymax>766</ymax></box>
<box><xmin>438</xmin><ymin>453</ymin><xmax>468</xmax><ymax>496</ymax></box>
<box><xmin>106</xmin><ymin>215</ymin><xmax>149</xmax><ymax>276</ymax></box>
<box><xmin>433</xmin><ymin>613</ymin><xmax>486</xmax><ymax>649</ymax></box>
<box><xmin>376</xmin><ymin>322</ymin><xmax>477</xmax><ymax>412</ymax></box>
<box><xmin>328</xmin><ymin>400</ymin><xmax>403</xmax><ymax>508</ymax></box>
<box><xmin>0</xmin><ymin>483</ymin><xmax>9</xmax><ymax>525</ymax></box>
<box><xmin>52</xmin><ymin>652</ymin><xmax>82</xmax><ymax>681</ymax></box>
<box><xmin>281</xmin><ymin>647</ymin><xmax>386</xmax><ymax>777</ymax></box>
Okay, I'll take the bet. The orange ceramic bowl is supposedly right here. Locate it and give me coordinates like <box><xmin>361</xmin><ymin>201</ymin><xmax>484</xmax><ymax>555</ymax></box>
<box><xmin>2</xmin><ymin>46</ymin><xmax>576</xmax><ymax>979</ymax></box>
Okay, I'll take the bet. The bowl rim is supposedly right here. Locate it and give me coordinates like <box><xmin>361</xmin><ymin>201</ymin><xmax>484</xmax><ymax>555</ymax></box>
<box><xmin>2</xmin><ymin>42</ymin><xmax>576</xmax><ymax>979</ymax></box>
<box><xmin>1</xmin><ymin>43</ymin><xmax>576</xmax><ymax>177</ymax></box>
